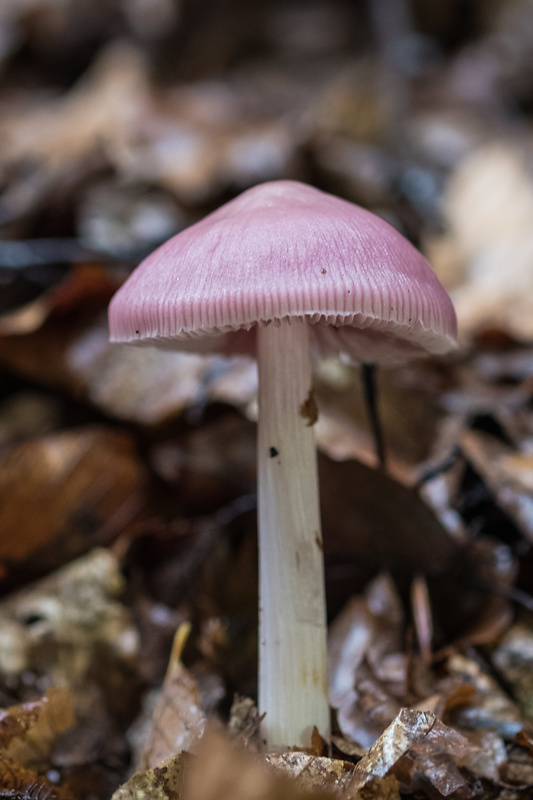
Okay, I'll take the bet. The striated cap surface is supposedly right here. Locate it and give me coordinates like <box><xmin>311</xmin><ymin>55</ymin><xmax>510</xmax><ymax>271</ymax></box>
<box><xmin>108</xmin><ymin>180</ymin><xmax>457</xmax><ymax>364</ymax></box>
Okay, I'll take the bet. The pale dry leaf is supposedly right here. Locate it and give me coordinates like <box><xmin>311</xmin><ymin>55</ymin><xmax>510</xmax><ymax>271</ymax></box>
<box><xmin>350</xmin><ymin>708</ymin><xmax>473</xmax><ymax>793</ymax></box>
<box><xmin>459</xmin><ymin>730</ymin><xmax>507</xmax><ymax>782</ymax></box>
<box><xmin>446</xmin><ymin>143</ymin><xmax>533</xmax><ymax>256</ymax></box>
<box><xmin>328</xmin><ymin>575</ymin><xmax>405</xmax><ymax>748</ymax></box>
<box><xmin>438</xmin><ymin>142</ymin><xmax>533</xmax><ymax>340</ymax></box>
<box><xmin>265</xmin><ymin>751</ymin><xmax>362</xmax><ymax>797</ymax></box>
<box><xmin>139</xmin><ymin>624</ymin><xmax>206</xmax><ymax>769</ymax></box>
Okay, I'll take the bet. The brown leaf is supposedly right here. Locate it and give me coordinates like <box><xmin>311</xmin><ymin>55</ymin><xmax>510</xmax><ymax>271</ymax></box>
<box><xmin>0</xmin><ymin>263</ymin><xmax>121</xmax><ymax>336</ymax></box>
<box><xmin>0</xmin><ymin>758</ymin><xmax>75</xmax><ymax>800</ymax></box>
<box><xmin>516</xmin><ymin>729</ymin><xmax>533</xmax><ymax>756</ymax></box>
<box><xmin>190</xmin><ymin>732</ymin><xmax>339</xmax><ymax>800</ymax></box>
<box><xmin>0</xmin><ymin>426</ymin><xmax>146</xmax><ymax>581</ymax></box>
<box><xmin>2</xmin><ymin>688</ymin><xmax>74</xmax><ymax>769</ymax></box>
<box><xmin>138</xmin><ymin>623</ymin><xmax>206</xmax><ymax>770</ymax></box>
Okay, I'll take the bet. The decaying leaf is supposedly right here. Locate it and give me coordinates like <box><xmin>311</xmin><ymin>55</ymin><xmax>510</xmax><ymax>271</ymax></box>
<box><xmin>138</xmin><ymin>623</ymin><xmax>206</xmax><ymax>770</ymax></box>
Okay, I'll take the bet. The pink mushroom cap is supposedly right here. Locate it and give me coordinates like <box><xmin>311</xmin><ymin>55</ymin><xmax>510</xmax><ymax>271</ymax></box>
<box><xmin>108</xmin><ymin>180</ymin><xmax>457</xmax><ymax>364</ymax></box>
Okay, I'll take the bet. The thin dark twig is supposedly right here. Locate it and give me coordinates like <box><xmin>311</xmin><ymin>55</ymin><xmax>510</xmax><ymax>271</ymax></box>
<box><xmin>361</xmin><ymin>363</ymin><xmax>386</xmax><ymax>472</ymax></box>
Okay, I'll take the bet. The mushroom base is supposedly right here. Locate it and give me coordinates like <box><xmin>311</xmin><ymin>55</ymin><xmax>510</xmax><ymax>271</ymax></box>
<box><xmin>257</xmin><ymin>318</ymin><xmax>330</xmax><ymax>750</ymax></box>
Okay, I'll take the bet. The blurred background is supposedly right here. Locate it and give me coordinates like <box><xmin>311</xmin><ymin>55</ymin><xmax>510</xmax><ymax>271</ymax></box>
<box><xmin>1</xmin><ymin>0</ymin><xmax>532</xmax><ymax>331</ymax></box>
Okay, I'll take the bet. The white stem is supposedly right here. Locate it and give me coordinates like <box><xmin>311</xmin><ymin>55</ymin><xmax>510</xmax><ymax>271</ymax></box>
<box><xmin>257</xmin><ymin>318</ymin><xmax>330</xmax><ymax>750</ymax></box>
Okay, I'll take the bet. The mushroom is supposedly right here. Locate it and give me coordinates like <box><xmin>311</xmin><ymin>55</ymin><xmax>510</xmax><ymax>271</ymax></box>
<box><xmin>108</xmin><ymin>180</ymin><xmax>457</xmax><ymax>750</ymax></box>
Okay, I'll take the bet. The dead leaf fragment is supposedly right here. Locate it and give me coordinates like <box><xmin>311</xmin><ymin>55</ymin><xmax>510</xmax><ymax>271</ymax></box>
<box><xmin>265</xmin><ymin>751</ymin><xmax>357</xmax><ymax>796</ymax></box>
<box><xmin>2</xmin><ymin>688</ymin><xmax>74</xmax><ymax>769</ymax></box>
<box><xmin>350</xmin><ymin>708</ymin><xmax>473</xmax><ymax>792</ymax></box>
<box><xmin>138</xmin><ymin>624</ymin><xmax>207</xmax><ymax>769</ymax></box>
<box><xmin>112</xmin><ymin>751</ymin><xmax>188</xmax><ymax>800</ymax></box>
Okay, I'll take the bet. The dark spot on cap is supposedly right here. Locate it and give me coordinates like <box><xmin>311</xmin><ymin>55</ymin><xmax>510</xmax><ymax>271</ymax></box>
<box><xmin>269</xmin><ymin>446</ymin><xmax>279</xmax><ymax>458</ymax></box>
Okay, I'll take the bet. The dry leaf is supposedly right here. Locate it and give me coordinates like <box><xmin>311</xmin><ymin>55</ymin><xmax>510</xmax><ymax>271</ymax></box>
<box><xmin>1</xmin><ymin>688</ymin><xmax>74</xmax><ymax>769</ymax></box>
<box><xmin>0</xmin><ymin>758</ymin><xmax>75</xmax><ymax>800</ymax></box>
<box><xmin>350</xmin><ymin>708</ymin><xmax>473</xmax><ymax>792</ymax></box>
<box><xmin>112</xmin><ymin>751</ymin><xmax>188</xmax><ymax>800</ymax></box>
<box><xmin>445</xmin><ymin>653</ymin><xmax>525</xmax><ymax>740</ymax></box>
<box><xmin>265</xmin><ymin>751</ymin><xmax>357</xmax><ymax>797</ymax></box>
<box><xmin>189</xmin><ymin>732</ymin><xmax>338</xmax><ymax>800</ymax></box>
<box><xmin>0</xmin><ymin>426</ymin><xmax>146</xmax><ymax>579</ymax></box>
<box><xmin>438</xmin><ymin>143</ymin><xmax>533</xmax><ymax>340</ymax></box>
<box><xmin>138</xmin><ymin>624</ymin><xmax>207</xmax><ymax>769</ymax></box>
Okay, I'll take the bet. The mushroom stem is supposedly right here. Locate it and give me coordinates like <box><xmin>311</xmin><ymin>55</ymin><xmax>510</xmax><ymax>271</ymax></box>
<box><xmin>257</xmin><ymin>318</ymin><xmax>330</xmax><ymax>750</ymax></box>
